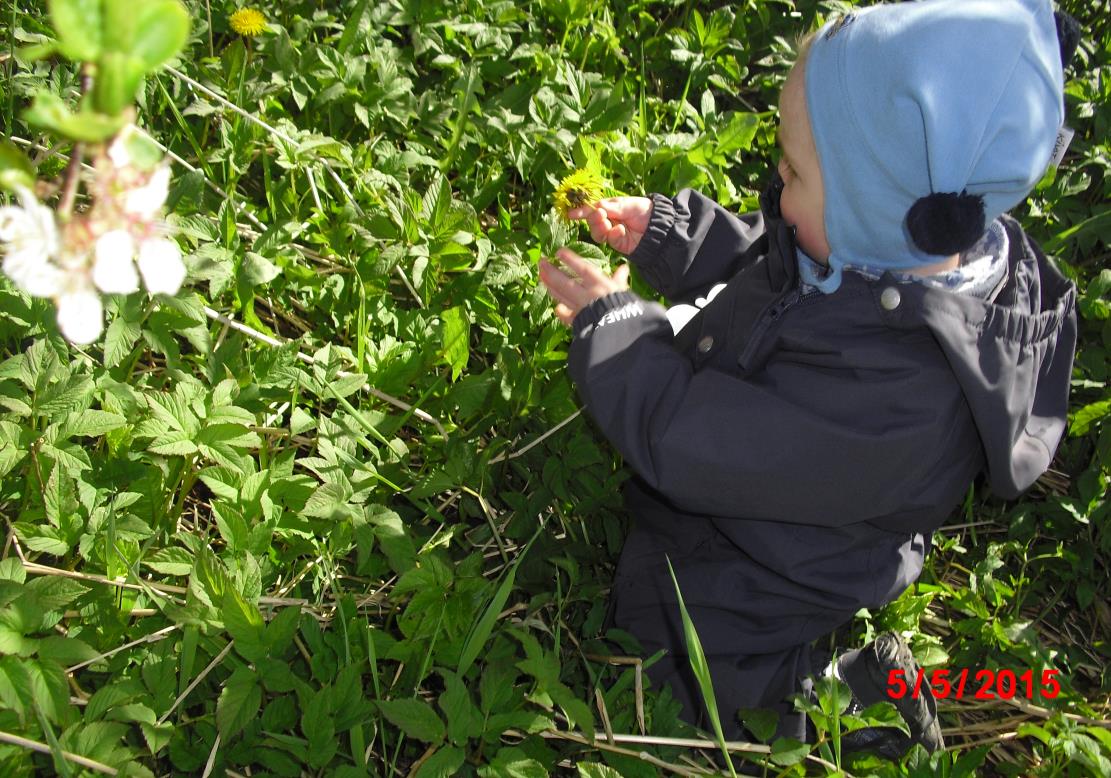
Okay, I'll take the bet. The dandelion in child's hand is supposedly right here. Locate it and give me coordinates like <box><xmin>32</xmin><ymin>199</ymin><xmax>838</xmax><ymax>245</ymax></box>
<box><xmin>553</xmin><ymin>169</ymin><xmax>606</xmax><ymax>220</ymax></box>
<box><xmin>229</xmin><ymin>8</ymin><xmax>267</xmax><ymax>37</ymax></box>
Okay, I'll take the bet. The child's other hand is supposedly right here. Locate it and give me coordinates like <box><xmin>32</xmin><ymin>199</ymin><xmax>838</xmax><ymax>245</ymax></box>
<box><xmin>539</xmin><ymin>247</ymin><xmax>631</xmax><ymax>326</ymax></box>
<box><xmin>567</xmin><ymin>197</ymin><xmax>652</xmax><ymax>256</ymax></box>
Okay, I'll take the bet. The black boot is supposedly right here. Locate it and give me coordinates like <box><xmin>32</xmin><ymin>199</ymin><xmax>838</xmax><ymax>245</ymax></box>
<box><xmin>835</xmin><ymin>632</ymin><xmax>943</xmax><ymax>760</ymax></box>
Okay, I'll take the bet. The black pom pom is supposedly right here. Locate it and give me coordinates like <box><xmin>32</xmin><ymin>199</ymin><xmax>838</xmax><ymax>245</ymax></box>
<box><xmin>905</xmin><ymin>191</ymin><xmax>986</xmax><ymax>256</ymax></box>
<box><xmin>1054</xmin><ymin>11</ymin><xmax>1081</xmax><ymax>70</ymax></box>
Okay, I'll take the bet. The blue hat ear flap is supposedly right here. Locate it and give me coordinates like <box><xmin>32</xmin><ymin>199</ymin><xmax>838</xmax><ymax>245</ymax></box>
<box><xmin>905</xmin><ymin>191</ymin><xmax>986</xmax><ymax>256</ymax></box>
<box><xmin>1054</xmin><ymin>11</ymin><xmax>1081</xmax><ymax>69</ymax></box>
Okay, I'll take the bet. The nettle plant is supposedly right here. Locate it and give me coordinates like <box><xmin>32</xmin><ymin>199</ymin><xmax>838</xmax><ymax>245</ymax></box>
<box><xmin>0</xmin><ymin>0</ymin><xmax>190</xmax><ymax>343</ymax></box>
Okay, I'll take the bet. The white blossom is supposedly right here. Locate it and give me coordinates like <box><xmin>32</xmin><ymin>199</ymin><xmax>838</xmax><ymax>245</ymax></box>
<box><xmin>106</xmin><ymin>130</ymin><xmax>133</xmax><ymax>169</ymax></box>
<box><xmin>92</xmin><ymin>229</ymin><xmax>139</xmax><ymax>293</ymax></box>
<box><xmin>124</xmin><ymin>166</ymin><xmax>171</xmax><ymax>220</ymax></box>
<box><xmin>138</xmin><ymin>238</ymin><xmax>185</xmax><ymax>295</ymax></box>
<box><xmin>55</xmin><ymin>282</ymin><xmax>103</xmax><ymax>344</ymax></box>
<box><xmin>0</xmin><ymin>187</ymin><xmax>63</xmax><ymax>297</ymax></box>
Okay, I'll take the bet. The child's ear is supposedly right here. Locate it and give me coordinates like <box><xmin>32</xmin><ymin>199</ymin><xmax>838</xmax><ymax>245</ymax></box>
<box><xmin>1054</xmin><ymin>11</ymin><xmax>1081</xmax><ymax>70</ymax></box>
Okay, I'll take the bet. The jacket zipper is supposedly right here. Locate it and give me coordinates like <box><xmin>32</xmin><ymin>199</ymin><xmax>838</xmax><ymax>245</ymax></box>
<box><xmin>738</xmin><ymin>286</ymin><xmax>818</xmax><ymax>366</ymax></box>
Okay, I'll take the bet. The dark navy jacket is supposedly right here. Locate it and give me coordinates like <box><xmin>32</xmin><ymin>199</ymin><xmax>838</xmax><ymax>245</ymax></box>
<box><xmin>565</xmin><ymin>182</ymin><xmax>1077</xmax><ymax>737</ymax></box>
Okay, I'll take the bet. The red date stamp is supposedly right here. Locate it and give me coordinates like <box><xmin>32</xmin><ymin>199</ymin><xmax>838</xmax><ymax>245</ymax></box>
<box><xmin>887</xmin><ymin>668</ymin><xmax>1061</xmax><ymax>701</ymax></box>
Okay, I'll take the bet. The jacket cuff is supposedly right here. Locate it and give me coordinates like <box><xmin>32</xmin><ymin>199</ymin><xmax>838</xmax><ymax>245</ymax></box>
<box><xmin>628</xmin><ymin>193</ymin><xmax>676</xmax><ymax>269</ymax></box>
<box><xmin>571</xmin><ymin>290</ymin><xmax>648</xmax><ymax>338</ymax></box>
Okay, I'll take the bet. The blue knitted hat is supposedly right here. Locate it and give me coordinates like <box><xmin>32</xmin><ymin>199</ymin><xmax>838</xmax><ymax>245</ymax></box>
<box><xmin>803</xmin><ymin>0</ymin><xmax>1065</xmax><ymax>292</ymax></box>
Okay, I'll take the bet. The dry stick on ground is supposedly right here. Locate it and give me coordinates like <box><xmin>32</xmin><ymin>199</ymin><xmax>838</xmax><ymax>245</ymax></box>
<box><xmin>67</xmin><ymin>625</ymin><xmax>179</xmax><ymax>674</ymax></box>
<box><xmin>527</xmin><ymin>729</ymin><xmax>854</xmax><ymax>777</ymax></box>
<box><xmin>488</xmin><ymin>410</ymin><xmax>582</xmax><ymax>464</ymax></box>
<box><xmin>0</xmin><ymin>729</ymin><xmax>118</xmax><ymax>775</ymax></box>
<box><xmin>157</xmin><ymin>641</ymin><xmax>235</xmax><ymax>726</ymax></box>
<box><xmin>200</xmin><ymin>732</ymin><xmax>222</xmax><ymax>778</ymax></box>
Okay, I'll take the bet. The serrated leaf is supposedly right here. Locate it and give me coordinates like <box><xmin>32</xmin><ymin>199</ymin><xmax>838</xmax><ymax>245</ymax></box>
<box><xmin>62</xmin><ymin>409</ymin><xmax>128</xmax><ymax>437</ymax></box>
<box><xmin>222</xmin><ymin>589</ymin><xmax>265</xmax><ymax>662</ymax></box>
<box><xmin>438</xmin><ymin>670</ymin><xmax>482</xmax><ymax>746</ymax></box>
<box><xmin>37</xmin><ymin>636</ymin><xmax>98</xmax><ymax>666</ymax></box>
<box><xmin>0</xmin><ymin>559</ymin><xmax>26</xmax><ymax>584</ymax></box>
<box><xmin>414</xmin><ymin>746</ymin><xmax>466</xmax><ymax>778</ymax></box>
<box><xmin>241</xmin><ymin>252</ymin><xmax>281</xmax><ymax>288</ymax></box>
<box><xmin>477</xmin><ymin>747</ymin><xmax>548</xmax><ymax>778</ymax></box>
<box><xmin>102</xmin><ymin>312</ymin><xmax>142</xmax><ymax>369</ymax></box>
<box><xmin>264</xmin><ymin>606</ymin><xmax>301</xmax><ymax>655</ymax></box>
<box><xmin>148</xmin><ymin>430</ymin><xmax>199</xmax><ymax>456</ymax></box>
<box><xmin>143</xmin><ymin>547</ymin><xmax>194</xmax><ymax>576</ymax></box>
<box><xmin>26</xmin><ymin>576</ymin><xmax>89</xmax><ymax>609</ymax></box>
<box><xmin>769</xmin><ymin>736</ymin><xmax>808</xmax><ymax>766</ymax></box>
<box><xmin>26</xmin><ymin>659</ymin><xmax>69</xmax><ymax>723</ymax></box>
<box><xmin>441</xmin><ymin>305</ymin><xmax>470</xmax><ymax>382</ymax></box>
<box><xmin>577</xmin><ymin>764</ymin><xmax>623</xmax><ymax>778</ymax></box>
<box><xmin>217</xmin><ymin>665</ymin><xmax>261</xmax><ymax>739</ymax></box>
<box><xmin>302</xmin><ymin>688</ymin><xmax>337</xmax><ymax>768</ymax></box>
<box><xmin>375</xmin><ymin>698</ymin><xmax>445</xmax><ymax>744</ymax></box>
<box><xmin>739</xmin><ymin>707</ymin><xmax>777</xmax><ymax>743</ymax></box>
<box><xmin>0</xmin><ymin>657</ymin><xmax>30</xmax><ymax>717</ymax></box>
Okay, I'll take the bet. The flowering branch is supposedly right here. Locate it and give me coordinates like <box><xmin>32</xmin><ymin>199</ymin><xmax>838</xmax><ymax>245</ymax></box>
<box><xmin>57</xmin><ymin>69</ymin><xmax>92</xmax><ymax>217</ymax></box>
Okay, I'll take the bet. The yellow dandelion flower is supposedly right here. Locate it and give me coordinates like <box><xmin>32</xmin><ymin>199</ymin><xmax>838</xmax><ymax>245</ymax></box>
<box><xmin>229</xmin><ymin>8</ymin><xmax>267</xmax><ymax>37</ymax></box>
<box><xmin>553</xmin><ymin>168</ymin><xmax>606</xmax><ymax>220</ymax></box>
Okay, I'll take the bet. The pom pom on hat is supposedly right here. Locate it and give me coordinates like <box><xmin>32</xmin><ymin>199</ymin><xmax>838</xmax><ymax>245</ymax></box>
<box><xmin>1054</xmin><ymin>11</ymin><xmax>1081</xmax><ymax>69</ymax></box>
<box><xmin>906</xmin><ymin>191</ymin><xmax>986</xmax><ymax>256</ymax></box>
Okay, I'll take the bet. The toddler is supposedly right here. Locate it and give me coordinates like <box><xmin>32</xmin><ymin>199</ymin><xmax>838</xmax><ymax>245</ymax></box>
<box><xmin>539</xmin><ymin>0</ymin><xmax>1078</xmax><ymax>756</ymax></box>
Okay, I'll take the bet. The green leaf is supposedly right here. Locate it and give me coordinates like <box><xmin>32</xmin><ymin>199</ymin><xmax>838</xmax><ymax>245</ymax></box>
<box><xmin>438</xmin><ymin>670</ymin><xmax>483</xmax><ymax>746</ymax></box>
<box><xmin>0</xmin><ymin>140</ymin><xmax>35</xmax><ymax>192</ymax></box>
<box><xmin>216</xmin><ymin>665</ymin><xmax>261</xmax><ymax>739</ymax></box>
<box><xmin>375</xmin><ymin>698</ymin><xmax>446</xmax><ymax>744</ymax></box>
<box><xmin>48</xmin><ymin>0</ymin><xmax>103</xmax><ymax>60</ymax></box>
<box><xmin>24</xmin><ymin>92</ymin><xmax>127</xmax><ymax>143</ymax></box>
<box><xmin>241</xmin><ymin>252</ymin><xmax>282</xmax><ymax>288</ymax></box>
<box><xmin>477</xmin><ymin>747</ymin><xmax>548</xmax><ymax>778</ymax></box>
<box><xmin>577</xmin><ymin>765</ymin><xmax>623</xmax><ymax>778</ymax></box>
<box><xmin>26</xmin><ymin>576</ymin><xmax>88</xmax><ymax>610</ymax></box>
<box><xmin>413</xmin><ymin>746</ymin><xmax>466</xmax><ymax>778</ymax></box>
<box><xmin>222</xmin><ymin>588</ymin><xmax>265</xmax><ymax>662</ymax></box>
<box><xmin>132</xmin><ymin>0</ymin><xmax>190</xmax><ymax>70</ymax></box>
<box><xmin>0</xmin><ymin>559</ymin><xmax>26</xmax><ymax>584</ymax></box>
<box><xmin>264</xmin><ymin>606</ymin><xmax>301</xmax><ymax>656</ymax></box>
<box><xmin>302</xmin><ymin>688</ymin><xmax>338</xmax><ymax>767</ymax></box>
<box><xmin>25</xmin><ymin>659</ymin><xmax>69</xmax><ymax>724</ymax></box>
<box><xmin>0</xmin><ymin>657</ymin><xmax>31</xmax><ymax>717</ymax></box>
<box><xmin>769</xmin><ymin>737</ymin><xmax>808</xmax><ymax>767</ymax></box>
<box><xmin>62</xmin><ymin>410</ymin><xmax>128</xmax><ymax>437</ymax></box>
<box><xmin>457</xmin><ymin>554</ymin><xmax>517</xmax><ymax>677</ymax></box>
<box><xmin>1070</xmin><ymin>398</ymin><xmax>1111</xmax><ymax>436</ymax></box>
<box><xmin>142</xmin><ymin>547</ymin><xmax>194</xmax><ymax>576</ymax></box>
<box><xmin>550</xmin><ymin>682</ymin><xmax>594</xmax><ymax>736</ymax></box>
<box><xmin>667</xmin><ymin>557</ymin><xmax>736</xmax><ymax>776</ymax></box>
<box><xmin>739</xmin><ymin>707</ymin><xmax>778</xmax><ymax>743</ymax></box>
<box><xmin>441</xmin><ymin>305</ymin><xmax>470</xmax><ymax>382</ymax></box>
<box><xmin>37</xmin><ymin>636</ymin><xmax>98</xmax><ymax>666</ymax></box>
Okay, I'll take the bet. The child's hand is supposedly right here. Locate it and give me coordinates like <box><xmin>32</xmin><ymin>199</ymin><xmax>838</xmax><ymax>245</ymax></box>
<box><xmin>539</xmin><ymin>247</ymin><xmax>631</xmax><ymax>326</ymax></box>
<box><xmin>567</xmin><ymin>197</ymin><xmax>652</xmax><ymax>256</ymax></box>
